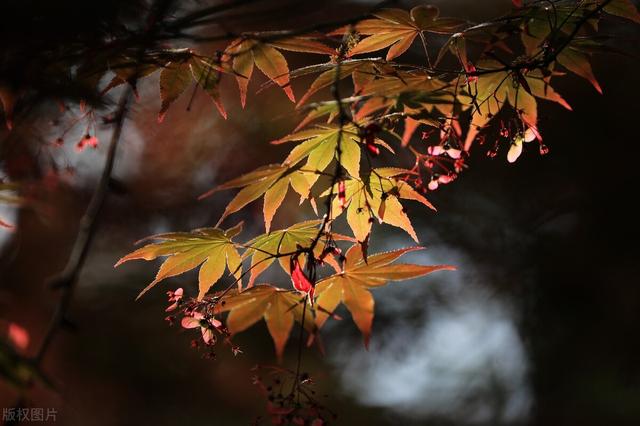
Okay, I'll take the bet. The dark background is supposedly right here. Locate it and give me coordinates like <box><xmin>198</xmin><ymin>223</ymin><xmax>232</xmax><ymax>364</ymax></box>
<box><xmin>1</xmin><ymin>1</ymin><xmax>639</xmax><ymax>424</ymax></box>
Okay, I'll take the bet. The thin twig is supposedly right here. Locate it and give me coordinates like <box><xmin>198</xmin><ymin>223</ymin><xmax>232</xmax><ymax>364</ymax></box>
<box><xmin>35</xmin><ymin>87</ymin><xmax>132</xmax><ymax>363</ymax></box>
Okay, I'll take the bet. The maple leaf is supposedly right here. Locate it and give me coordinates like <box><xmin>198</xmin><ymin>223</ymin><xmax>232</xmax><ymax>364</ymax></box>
<box><xmin>351</xmin><ymin>70</ymin><xmax>454</xmax><ymax>145</ymax></box>
<box><xmin>115</xmin><ymin>223</ymin><xmax>243</xmax><ymax>300</ymax></box>
<box><xmin>242</xmin><ymin>220</ymin><xmax>346</xmax><ymax>287</ymax></box>
<box><xmin>603</xmin><ymin>0</ymin><xmax>640</xmax><ymax>24</ymax></box>
<box><xmin>214</xmin><ymin>285</ymin><xmax>315</xmax><ymax>360</ymax></box>
<box><xmin>339</xmin><ymin>6</ymin><xmax>466</xmax><ymax>61</ymax></box>
<box><xmin>322</xmin><ymin>168</ymin><xmax>435</xmax><ymax>243</ymax></box>
<box><xmin>158</xmin><ymin>61</ymin><xmax>193</xmax><ymax>122</ymax></box>
<box><xmin>315</xmin><ymin>244</ymin><xmax>455</xmax><ymax>347</ymax></box>
<box><xmin>557</xmin><ymin>47</ymin><xmax>603</xmax><ymax>94</ymax></box>
<box><xmin>461</xmin><ymin>61</ymin><xmax>570</xmax><ymax>150</ymax></box>
<box><xmin>156</xmin><ymin>53</ymin><xmax>233</xmax><ymax>122</ymax></box>
<box><xmin>274</xmin><ymin>124</ymin><xmax>362</xmax><ymax>183</ymax></box>
<box><xmin>200</xmin><ymin>164</ymin><xmax>316</xmax><ymax>232</ymax></box>
<box><xmin>225</xmin><ymin>36</ymin><xmax>332</xmax><ymax>107</ymax></box>
<box><xmin>101</xmin><ymin>54</ymin><xmax>162</xmax><ymax>97</ymax></box>
<box><xmin>292</xmin><ymin>59</ymin><xmax>389</xmax><ymax>106</ymax></box>
<box><xmin>190</xmin><ymin>56</ymin><xmax>228</xmax><ymax>119</ymax></box>
<box><xmin>293</xmin><ymin>100</ymin><xmax>341</xmax><ymax>132</ymax></box>
<box><xmin>519</xmin><ymin>4</ymin><xmax>602</xmax><ymax>55</ymax></box>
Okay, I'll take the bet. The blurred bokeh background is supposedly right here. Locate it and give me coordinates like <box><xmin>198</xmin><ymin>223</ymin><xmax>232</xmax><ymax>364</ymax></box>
<box><xmin>1</xmin><ymin>0</ymin><xmax>639</xmax><ymax>424</ymax></box>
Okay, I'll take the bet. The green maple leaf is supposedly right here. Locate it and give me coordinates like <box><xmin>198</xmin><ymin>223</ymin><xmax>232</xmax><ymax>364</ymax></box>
<box><xmin>200</xmin><ymin>164</ymin><xmax>317</xmax><ymax>232</ymax></box>
<box><xmin>242</xmin><ymin>220</ymin><xmax>348</xmax><ymax>287</ymax></box>
<box><xmin>322</xmin><ymin>168</ymin><xmax>435</xmax><ymax>243</ymax></box>
<box><xmin>115</xmin><ymin>223</ymin><xmax>243</xmax><ymax>300</ymax></box>
<box><xmin>274</xmin><ymin>124</ymin><xmax>363</xmax><ymax>183</ymax></box>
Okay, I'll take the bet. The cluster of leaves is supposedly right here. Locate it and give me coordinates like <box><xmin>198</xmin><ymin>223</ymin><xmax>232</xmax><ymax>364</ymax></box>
<box><xmin>113</xmin><ymin>0</ymin><xmax>639</xmax><ymax>361</ymax></box>
<box><xmin>3</xmin><ymin>0</ymin><xmax>639</xmax><ymax>420</ymax></box>
<box><xmin>117</xmin><ymin>219</ymin><xmax>452</xmax><ymax>357</ymax></box>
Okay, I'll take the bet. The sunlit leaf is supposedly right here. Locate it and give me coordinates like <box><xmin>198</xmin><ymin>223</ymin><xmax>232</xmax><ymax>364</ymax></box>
<box><xmin>276</xmin><ymin>125</ymin><xmax>362</xmax><ymax>181</ymax></box>
<box><xmin>315</xmin><ymin>244</ymin><xmax>454</xmax><ymax>346</ymax></box>
<box><xmin>224</xmin><ymin>35</ymin><xmax>330</xmax><ymax>106</ymax></box>
<box><xmin>116</xmin><ymin>223</ymin><xmax>243</xmax><ymax>300</ymax></box>
<box><xmin>461</xmin><ymin>61</ymin><xmax>546</xmax><ymax>150</ymax></box>
<box><xmin>322</xmin><ymin>168</ymin><xmax>435</xmax><ymax>243</ymax></box>
<box><xmin>214</xmin><ymin>285</ymin><xmax>315</xmax><ymax>360</ymax></box>
<box><xmin>190</xmin><ymin>57</ymin><xmax>227</xmax><ymax>118</ymax></box>
<box><xmin>293</xmin><ymin>59</ymin><xmax>384</xmax><ymax>106</ymax></box>
<box><xmin>201</xmin><ymin>164</ymin><xmax>317</xmax><ymax>230</ymax></box>
<box><xmin>557</xmin><ymin>47</ymin><xmax>603</xmax><ymax>94</ymax></box>
<box><xmin>242</xmin><ymin>220</ymin><xmax>345</xmax><ymax>287</ymax></box>
<box><xmin>336</xmin><ymin>6</ymin><xmax>465</xmax><ymax>61</ymax></box>
<box><xmin>253</xmin><ymin>43</ymin><xmax>295</xmax><ymax>102</ymax></box>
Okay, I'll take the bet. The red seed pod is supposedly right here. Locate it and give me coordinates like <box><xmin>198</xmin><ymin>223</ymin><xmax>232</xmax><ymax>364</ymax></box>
<box><xmin>366</xmin><ymin>142</ymin><xmax>380</xmax><ymax>156</ymax></box>
<box><xmin>338</xmin><ymin>180</ymin><xmax>347</xmax><ymax>209</ymax></box>
<box><xmin>76</xmin><ymin>134</ymin><xmax>99</xmax><ymax>152</ymax></box>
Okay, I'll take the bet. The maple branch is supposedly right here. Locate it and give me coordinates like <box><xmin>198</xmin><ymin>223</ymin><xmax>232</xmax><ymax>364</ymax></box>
<box><xmin>466</xmin><ymin>0</ymin><xmax>614</xmax><ymax>77</ymax></box>
<box><xmin>291</xmin><ymin>294</ymin><xmax>308</xmax><ymax>399</ymax></box>
<box><xmin>307</xmin><ymin>35</ymin><xmax>352</xmax><ymax>255</ymax></box>
<box><xmin>164</xmin><ymin>0</ymin><xmax>263</xmax><ymax>30</ymax></box>
<box><xmin>280</xmin><ymin>29</ymin><xmax>356</xmax><ymax>403</ymax></box>
<box><xmin>166</xmin><ymin>0</ymin><xmax>399</xmax><ymax>43</ymax></box>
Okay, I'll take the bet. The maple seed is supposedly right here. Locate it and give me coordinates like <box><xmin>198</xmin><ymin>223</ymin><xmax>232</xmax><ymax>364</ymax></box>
<box><xmin>166</xmin><ymin>288</ymin><xmax>184</xmax><ymax>312</ymax></box>
<box><xmin>182</xmin><ymin>312</ymin><xmax>222</xmax><ymax>345</ymax></box>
